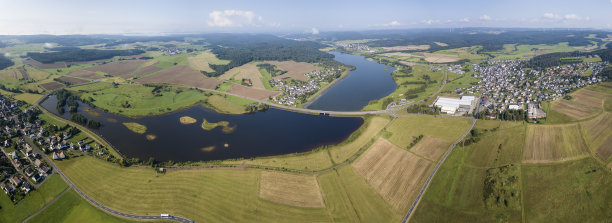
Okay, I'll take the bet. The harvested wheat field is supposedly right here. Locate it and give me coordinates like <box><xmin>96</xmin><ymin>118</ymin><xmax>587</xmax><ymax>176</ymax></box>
<box><xmin>57</xmin><ymin>76</ymin><xmax>89</xmax><ymax>85</ymax></box>
<box><xmin>85</xmin><ymin>60</ymin><xmax>146</xmax><ymax>76</ymax></box>
<box><xmin>39</xmin><ymin>82</ymin><xmax>64</xmax><ymax>91</ymax></box>
<box><xmin>136</xmin><ymin>65</ymin><xmax>221</xmax><ymax>90</ymax></box>
<box><xmin>552</xmin><ymin>99</ymin><xmax>599</xmax><ymax>120</ymax></box>
<box><xmin>575</xmin><ymin>89</ymin><xmax>612</xmax><ymax>99</ymax></box>
<box><xmin>228</xmin><ymin>84</ymin><xmax>278</xmax><ymax>100</ymax></box>
<box><xmin>581</xmin><ymin>113</ymin><xmax>612</xmax><ymax>161</ymax></box>
<box><xmin>266</xmin><ymin>61</ymin><xmax>320</xmax><ymax>82</ymax></box>
<box><xmin>127</xmin><ymin>63</ymin><xmax>162</xmax><ymax>78</ymax></box>
<box><xmin>382</xmin><ymin>45</ymin><xmax>430</xmax><ymax>51</ymax></box>
<box><xmin>410</xmin><ymin>136</ymin><xmax>451</xmax><ymax>161</ymax></box>
<box><xmin>423</xmin><ymin>53</ymin><xmax>460</xmax><ymax>63</ymax></box>
<box><xmin>219</xmin><ymin>64</ymin><xmax>265</xmax><ymax>89</ymax></box>
<box><xmin>259</xmin><ymin>171</ymin><xmax>325</xmax><ymax>208</ymax></box>
<box><xmin>523</xmin><ymin>124</ymin><xmax>589</xmax><ymax>163</ymax></box>
<box><xmin>67</xmin><ymin>70</ymin><xmax>103</xmax><ymax>79</ymax></box>
<box><xmin>352</xmin><ymin>138</ymin><xmax>433</xmax><ymax>212</ymax></box>
<box><xmin>571</xmin><ymin>90</ymin><xmax>604</xmax><ymax>108</ymax></box>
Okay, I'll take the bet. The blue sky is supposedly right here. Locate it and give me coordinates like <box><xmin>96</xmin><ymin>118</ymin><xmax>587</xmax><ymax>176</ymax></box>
<box><xmin>1</xmin><ymin>0</ymin><xmax>611</xmax><ymax>35</ymax></box>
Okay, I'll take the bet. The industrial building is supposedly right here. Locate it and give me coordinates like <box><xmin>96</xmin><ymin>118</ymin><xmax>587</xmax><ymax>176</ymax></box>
<box><xmin>433</xmin><ymin>96</ymin><xmax>477</xmax><ymax>115</ymax></box>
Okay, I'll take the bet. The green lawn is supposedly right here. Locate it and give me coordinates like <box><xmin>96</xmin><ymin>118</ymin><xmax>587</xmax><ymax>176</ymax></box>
<box><xmin>29</xmin><ymin>189</ymin><xmax>137</xmax><ymax>223</ymax></box>
<box><xmin>0</xmin><ymin>174</ymin><xmax>68</xmax><ymax>223</ymax></box>
<box><xmin>258</xmin><ymin>68</ymin><xmax>275</xmax><ymax>91</ymax></box>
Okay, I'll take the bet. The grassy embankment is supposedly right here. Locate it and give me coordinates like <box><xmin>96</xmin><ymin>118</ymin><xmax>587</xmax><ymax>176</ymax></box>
<box><xmin>201</xmin><ymin>118</ymin><xmax>235</xmax><ymax>133</ymax></box>
<box><xmin>0</xmin><ymin>174</ymin><xmax>68</xmax><ymax>223</ymax></box>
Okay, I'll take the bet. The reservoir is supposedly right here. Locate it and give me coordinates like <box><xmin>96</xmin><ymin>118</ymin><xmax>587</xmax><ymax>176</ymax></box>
<box><xmin>307</xmin><ymin>51</ymin><xmax>397</xmax><ymax>111</ymax></box>
<box><xmin>40</xmin><ymin>96</ymin><xmax>363</xmax><ymax>162</ymax></box>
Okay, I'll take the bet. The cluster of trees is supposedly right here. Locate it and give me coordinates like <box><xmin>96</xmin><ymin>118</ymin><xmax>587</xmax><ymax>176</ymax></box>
<box><xmin>407</xmin><ymin>134</ymin><xmax>424</xmax><ymax>149</ymax></box>
<box><xmin>56</xmin><ymin>89</ymin><xmax>79</xmax><ymax>114</ymax></box>
<box><xmin>245</xmin><ymin>103</ymin><xmax>270</xmax><ymax>113</ymax></box>
<box><xmin>405</xmin><ymin>103</ymin><xmax>441</xmax><ymax>115</ymax></box>
<box><xmin>257</xmin><ymin>63</ymin><xmax>287</xmax><ymax>77</ymax></box>
<box><xmin>0</xmin><ymin>85</ymin><xmax>22</xmax><ymax>93</ymax></box>
<box><xmin>475</xmin><ymin>109</ymin><xmax>527</xmax><ymax>121</ymax></box>
<box><xmin>27</xmin><ymin>48</ymin><xmax>144</xmax><ymax>64</ymax></box>
<box><xmin>70</xmin><ymin>113</ymin><xmax>87</xmax><ymax>125</ymax></box>
<box><xmin>0</xmin><ymin>55</ymin><xmax>13</xmax><ymax>70</ymax></box>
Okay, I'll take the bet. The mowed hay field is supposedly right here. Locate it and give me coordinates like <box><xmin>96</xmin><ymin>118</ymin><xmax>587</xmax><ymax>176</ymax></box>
<box><xmin>68</xmin><ymin>70</ymin><xmax>103</xmax><ymax>79</ymax></box>
<box><xmin>423</xmin><ymin>53</ymin><xmax>460</xmax><ymax>63</ymax></box>
<box><xmin>267</xmin><ymin>61</ymin><xmax>320</xmax><ymax>82</ymax></box>
<box><xmin>464</xmin><ymin>121</ymin><xmax>525</xmax><ymax>167</ymax></box>
<box><xmin>386</xmin><ymin>116</ymin><xmax>471</xmax><ymax>148</ymax></box>
<box><xmin>259</xmin><ymin>171</ymin><xmax>324</xmax><ymax>208</ymax></box>
<box><xmin>55</xmin><ymin>156</ymin><xmax>332</xmax><ymax>222</ymax></box>
<box><xmin>381</xmin><ymin>45</ymin><xmax>430</xmax><ymax>51</ymax></box>
<box><xmin>522</xmin><ymin>158</ymin><xmax>612</xmax><ymax>222</ymax></box>
<box><xmin>187</xmin><ymin>50</ymin><xmax>230</xmax><ymax>73</ymax></box>
<box><xmin>219</xmin><ymin>63</ymin><xmax>266</xmax><ymax>89</ymax></box>
<box><xmin>410</xmin><ymin>136</ymin><xmax>451</xmax><ymax>161</ymax></box>
<box><xmin>318</xmin><ymin>166</ymin><xmax>402</xmax><ymax>222</ymax></box>
<box><xmin>57</xmin><ymin>76</ymin><xmax>90</xmax><ymax>85</ymax></box>
<box><xmin>85</xmin><ymin>60</ymin><xmax>146</xmax><ymax>76</ymax></box>
<box><xmin>551</xmin><ymin>99</ymin><xmax>599</xmax><ymax>120</ymax></box>
<box><xmin>227</xmin><ymin>84</ymin><xmax>278</xmax><ymax>100</ymax></box>
<box><xmin>39</xmin><ymin>81</ymin><xmax>64</xmax><ymax>90</ymax></box>
<box><xmin>136</xmin><ymin>65</ymin><xmax>221</xmax><ymax>90</ymax></box>
<box><xmin>523</xmin><ymin>124</ymin><xmax>589</xmax><ymax>162</ymax></box>
<box><xmin>353</xmin><ymin>138</ymin><xmax>433</xmax><ymax>212</ymax></box>
<box><xmin>581</xmin><ymin>112</ymin><xmax>612</xmax><ymax>161</ymax></box>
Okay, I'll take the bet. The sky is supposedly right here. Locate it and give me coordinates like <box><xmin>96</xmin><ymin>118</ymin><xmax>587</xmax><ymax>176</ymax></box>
<box><xmin>1</xmin><ymin>0</ymin><xmax>612</xmax><ymax>35</ymax></box>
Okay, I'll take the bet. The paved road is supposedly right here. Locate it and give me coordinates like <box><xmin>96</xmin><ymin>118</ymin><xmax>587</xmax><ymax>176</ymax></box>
<box><xmin>23</xmin><ymin>138</ymin><xmax>194</xmax><ymax>223</ymax></box>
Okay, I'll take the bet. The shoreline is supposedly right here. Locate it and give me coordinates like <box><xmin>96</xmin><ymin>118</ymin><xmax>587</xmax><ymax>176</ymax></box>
<box><xmin>302</xmin><ymin>66</ymin><xmax>352</xmax><ymax>109</ymax></box>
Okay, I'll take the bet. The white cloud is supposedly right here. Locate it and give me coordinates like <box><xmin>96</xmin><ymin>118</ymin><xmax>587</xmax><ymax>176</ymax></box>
<box><xmin>4</xmin><ymin>53</ymin><xmax>10</xmax><ymax>57</ymax></box>
<box><xmin>564</xmin><ymin>14</ymin><xmax>580</xmax><ymax>20</ymax></box>
<box><xmin>459</xmin><ymin>17</ymin><xmax>470</xmax><ymax>22</ymax></box>
<box><xmin>370</xmin><ymin>20</ymin><xmax>401</xmax><ymax>27</ymax></box>
<box><xmin>311</xmin><ymin>27</ymin><xmax>319</xmax><ymax>35</ymax></box>
<box><xmin>44</xmin><ymin>42</ymin><xmax>53</xmax><ymax>48</ymax></box>
<box><xmin>479</xmin><ymin>15</ymin><xmax>491</xmax><ymax>21</ymax></box>
<box><xmin>207</xmin><ymin>10</ymin><xmax>260</xmax><ymax>27</ymax></box>
<box><xmin>423</xmin><ymin>19</ymin><xmax>439</xmax><ymax>25</ymax></box>
<box><xmin>543</xmin><ymin>13</ymin><xmax>559</xmax><ymax>19</ymax></box>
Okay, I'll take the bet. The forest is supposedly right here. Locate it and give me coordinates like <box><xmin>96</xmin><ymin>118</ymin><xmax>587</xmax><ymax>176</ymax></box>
<box><xmin>27</xmin><ymin>48</ymin><xmax>144</xmax><ymax>64</ymax></box>
<box><xmin>200</xmin><ymin>34</ymin><xmax>334</xmax><ymax>77</ymax></box>
<box><xmin>524</xmin><ymin>48</ymin><xmax>612</xmax><ymax>69</ymax></box>
<box><xmin>0</xmin><ymin>55</ymin><xmax>13</xmax><ymax>70</ymax></box>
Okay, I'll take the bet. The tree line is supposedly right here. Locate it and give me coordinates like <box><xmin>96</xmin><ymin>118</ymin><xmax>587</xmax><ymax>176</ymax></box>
<box><xmin>0</xmin><ymin>55</ymin><xmax>13</xmax><ymax>70</ymax></box>
<box><xmin>27</xmin><ymin>48</ymin><xmax>144</xmax><ymax>64</ymax></box>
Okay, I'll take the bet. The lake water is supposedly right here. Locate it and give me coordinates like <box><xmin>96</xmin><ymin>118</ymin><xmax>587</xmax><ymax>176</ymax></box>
<box><xmin>41</xmin><ymin>96</ymin><xmax>363</xmax><ymax>162</ymax></box>
<box><xmin>307</xmin><ymin>51</ymin><xmax>397</xmax><ymax>111</ymax></box>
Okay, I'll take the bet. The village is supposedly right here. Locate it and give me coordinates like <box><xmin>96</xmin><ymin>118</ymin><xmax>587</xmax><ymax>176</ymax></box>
<box><xmin>461</xmin><ymin>59</ymin><xmax>608</xmax><ymax>117</ymax></box>
<box><xmin>0</xmin><ymin>96</ymin><xmax>108</xmax><ymax>204</ymax></box>
<box><xmin>271</xmin><ymin>67</ymin><xmax>344</xmax><ymax>106</ymax></box>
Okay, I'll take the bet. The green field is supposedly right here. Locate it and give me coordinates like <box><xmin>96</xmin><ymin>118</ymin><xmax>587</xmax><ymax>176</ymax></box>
<box><xmin>52</xmin><ymin>155</ymin><xmax>401</xmax><ymax>223</ymax></box>
<box><xmin>0</xmin><ymin>174</ymin><xmax>68</xmax><ymax>223</ymax></box>
<box><xmin>522</xmin><ymin>158</ymin><xmax>612</xmax><ymax>222</ymax></box>
<box><xmin>385</xmin><ymin>116</ymin><xmax>471</xmax><ymax>148</ymax></box>
<box><xmin>463</xmin><ymin>121</ymin><xmax>525</xmax><ymax>167</ymax></box>
<box><xmin>29</xmin><ymin>189</ymin><xmax>137</xmax><ymax>223</ymax></box>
